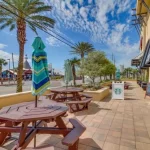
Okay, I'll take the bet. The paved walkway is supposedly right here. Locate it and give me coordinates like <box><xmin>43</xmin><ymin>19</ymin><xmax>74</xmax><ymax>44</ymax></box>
<box><xmin>2</xmin><ymin>81</ymin><xmax>150</xmax><ymax>150</ymax></box>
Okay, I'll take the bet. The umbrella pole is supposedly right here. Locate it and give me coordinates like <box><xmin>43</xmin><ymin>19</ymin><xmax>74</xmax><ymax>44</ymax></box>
<box><xmin>35</xmin><ymin>95</ymin><xmax>37</xmax><ymax>107</ymax></box>
<box><xmin>34</xmin><ymin>95</ymin><xmax>37</xmax><ymax>147</ymax></box>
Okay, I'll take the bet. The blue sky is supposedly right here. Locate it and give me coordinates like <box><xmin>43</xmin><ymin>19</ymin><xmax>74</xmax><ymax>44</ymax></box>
<box><xmin>0</xmin><ymin>0</ymin><xmax>140</xmax><ymax>72</ymax></box>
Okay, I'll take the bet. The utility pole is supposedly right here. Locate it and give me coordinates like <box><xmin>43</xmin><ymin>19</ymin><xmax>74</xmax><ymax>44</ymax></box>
<box><xmin>12</xmin><ymin>53</ymin><xmax>15</xmax><ymax>83</ymax></box>
<box><xmin>7</xmin><ymin>59</ymin><xmax>10</xmax><ymax>84</ymax></box>
<box><xmin>113</xmin><ymin>55</ymin><xmax>116</xmax><ymax>80</ymax></box>
<box><xmin>114</xmin><ymin>56</ymin><xmax>116</xmax><ymax>66</ymax></box>
<box><xmin>112</xmin><ymin>53</ymin><xmax>114</xmax><ymax>62</ymax></box>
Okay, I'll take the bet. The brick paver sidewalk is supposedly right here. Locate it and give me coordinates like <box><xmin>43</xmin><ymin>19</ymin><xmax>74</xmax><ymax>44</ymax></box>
<box><xmin>2</xmin><ymin>81</ymin><xmax>150</xmax><ymax>150</ymax></box>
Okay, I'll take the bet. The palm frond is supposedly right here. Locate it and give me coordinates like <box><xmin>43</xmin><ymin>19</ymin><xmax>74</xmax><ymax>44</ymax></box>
<box><xmin>30</xmin><ymin>15</ymin><xmax>55</xmax><ymax>27</ymax></box>
<box><xmin>28</xmin><ymin>6</ymin><xmax>52</xmax><ymax>14</ymax></box>
<box><xmin>0</xmin><ymin>0</ymin><xmax>55</xmax><ymax>35</ymax></box>
<box><xmin>0</xmin><ymin>18</ymin><xmax>8</xmax><ymax>24</ymax></box>
<box><xmin>10</xmin><ymin>24</ymin><xmax>15</xmax><ymax>31</ymax></box>
<box><xmin>71</xmin><ymin>42</ymin><xmax>94</xmax><ymax>56</ymax></box>
<box><xmin>27</xmin><ymin>21</ymin><xmax>38</xmax><ymax>35</ymax></box>
<box><xmin>0</xmin><ymin>19</ymin><xmax>15</xmax><ymax>30</ymax></box>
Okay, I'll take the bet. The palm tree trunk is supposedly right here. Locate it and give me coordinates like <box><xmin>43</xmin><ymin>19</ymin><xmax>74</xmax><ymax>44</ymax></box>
<box><xmin>16</xmin><ymin>19</ymin><xmax>26</xmax><ymax>92</ymax></box>
<box><xmin>110</xmin><ymin>75</ymin><xmax>112</xmax><ymax>80</ymax></box>
<box><xmin>72</xmin><ymin>65</ymin><xmax>76</xmax><ymax>86</ymax></box>
<box><xmin>99</xmin><ymin>76</ymin><xmax>102</xmax><ymax>82</ymax></box>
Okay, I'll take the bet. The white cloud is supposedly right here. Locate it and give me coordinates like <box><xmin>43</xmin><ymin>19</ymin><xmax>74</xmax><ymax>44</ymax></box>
<box><xmin>88</xmin><ymin>0</ymin><xmax>93</xmax><ymax>4</ymax></box>
<box><xmin>46</xmin><ymin>36</ymin><xmax>61</xmax><ymax>47</ymax></box>
<box><xmin>0</xmin><ymin>43</ymin><xmax>7</xmax><ymax>49</ymax></box>
<box><xmin>117</xmin><ymin>0</ymin><xmax>131</xmax><ymax>14</ymax></box>
<box><xmin>78</xmin><ymin>0</ymin><xmax>83</xmax><ymax>5</ymax></box>
<box><xmin>80</xmin><ymin>7</ymin><xmax>88</xmax><ymax>20</ymax></box>
<box><xmin>46</xmin><ymin>29</ymin><xmax>73</xmax><ymax>47</ymax></box>
<box><xmin>0</xmin><ymin>50</ymin><xmax>19</xmax><ymax>62</ymax></box>
<box><xmin>0</xmin><ymin>49</ymin><xmax>32</xmax><ymax>70</ymax></box>
<box><xmin>45</xmin><ymin>0</ymin><xmax>138</xmax><ymax>55</ymax></box>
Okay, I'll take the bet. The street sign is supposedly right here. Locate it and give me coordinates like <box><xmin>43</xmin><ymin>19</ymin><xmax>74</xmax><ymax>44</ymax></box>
<box><xmin>112</xmin><ymin>81</ymin><xmax>124</xmax><ymax>100</ymax></box>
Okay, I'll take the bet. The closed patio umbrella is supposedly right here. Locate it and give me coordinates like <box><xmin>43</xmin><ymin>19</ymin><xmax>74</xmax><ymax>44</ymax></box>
<box><xmin>32</xmin><ymin>37</ymin><xmax>50</xmax><ymax>107</ymax></box>
<box><xmin>64</xmin><ymin>59</ymin><xmax>73</xmax><ymax>87</ymax></box>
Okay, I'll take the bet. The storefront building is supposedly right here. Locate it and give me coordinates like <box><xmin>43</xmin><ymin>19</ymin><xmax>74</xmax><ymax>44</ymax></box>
<box><xmin>132</xmin><ymin>0</ymin><xmax>150</xmax><ymax>82</ymax></box>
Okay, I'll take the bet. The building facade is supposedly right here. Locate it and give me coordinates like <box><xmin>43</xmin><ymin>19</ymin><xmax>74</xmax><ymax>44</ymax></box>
<box><xmin>132</xmin><ymin>0</ymin><xmax>150</xmax><ymax>82</ymax></box>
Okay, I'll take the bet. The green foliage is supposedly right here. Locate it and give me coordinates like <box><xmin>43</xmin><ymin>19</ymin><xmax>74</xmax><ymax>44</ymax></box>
<box><xmin>0</xmin><ymin>58</ymin><xmax>8</xmax><ymax>71</ymax></box>
<box><xmin>69</xmin><ymin>57</ymin><xmax>80</xmax><ymax>67</ymax></box>
<box><xmin>0</xmin><ymin>0</ymin><xmax>55</xmax><ymax>33</ymax></box>
<box><xmin>69</xmin><ymin>57</ymin><xmax>80</xmax><ymax>86</ymax></box>
<box><xmin>0</xmin><ymin>0</ymin><xmax>55</xmax><ymax>91</ymax></box>
<box><xmin>70</xmin><ymin>42</ymin><xmax>94</xmax><ymax>83</ymax></box>
<box><xmin>51</xmin><ymin>76</ymin><xmax>63</xmax><ymax>80</ymax></box>
<box><xmin>122</xmin><ymin>67</ymin><xmax>139</xmax><ymax>79</ymax></box>
<box><xmin>81</xmin><ymin>51</ymin><xmax>116</xmax><ymax>86</ymax></box>
<box><xmin>70</xmin><ymin>42</ymin><xmax>94</xmax><ymax>58</ymax></box>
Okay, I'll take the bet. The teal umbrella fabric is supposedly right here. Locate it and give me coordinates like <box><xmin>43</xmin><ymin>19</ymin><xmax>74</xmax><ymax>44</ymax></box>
<box><xmin>115</xmin><ymin>69</ymin><xmax>121</xmax><ymax>80</ymax></box>
<box><xmin>31</xmin><ymin>37</ymin><xmax>50</xmax><ymax>96</ymax></box>
<box><xmin>64</xmin><ymin>59</ymin><xmax>73</xmax><ymax>86</ymax></box>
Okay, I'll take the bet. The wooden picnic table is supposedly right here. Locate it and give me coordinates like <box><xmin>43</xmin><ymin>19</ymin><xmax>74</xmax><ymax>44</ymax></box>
<box><xmin>50</xmin><ymin>87</ymin><xmax>84</xmax><ymax>102</ymax></box>
<box><xmin>0</xmin><ymin>99</ymin><xmax>86</xmax><ymax>150</ymax></box>
<box><xmin>47</xmin><ymin>87</ymin><xmax>92</xmax><ymax>113</ymax></box>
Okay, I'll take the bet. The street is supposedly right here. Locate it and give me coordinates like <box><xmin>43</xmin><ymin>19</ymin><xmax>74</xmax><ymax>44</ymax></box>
<box><xmin>0</xmin><ymin>80</ymin><xmax>63</xmax><ymax>95</ymax></box>
<box><xmin>0</xmin><ymin>77</ymin><xmax>103</xmax><ymax>95</ymax></box>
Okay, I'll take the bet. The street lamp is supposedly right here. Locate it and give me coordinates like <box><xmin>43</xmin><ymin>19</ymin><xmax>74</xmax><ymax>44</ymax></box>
<box><xmin>7</xmin><ymin>59</ymin><xmax>10</xmax><ymax>84</ymax></box>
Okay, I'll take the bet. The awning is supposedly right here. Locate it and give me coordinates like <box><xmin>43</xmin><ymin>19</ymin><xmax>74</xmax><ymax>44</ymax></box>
<box><xmin>136</xmin><ymin>0</ymin><xmax>150</xmax><ymax>15</ymax></box>
<box><xmin>131</xmin><ymin>52</ymin><xmax>143</xmax><ymax>66</ymax></box>
<box><xmin>140</xmin><ymin>39</ymin><xmax>150</xmax><ymax>69</ymax></box>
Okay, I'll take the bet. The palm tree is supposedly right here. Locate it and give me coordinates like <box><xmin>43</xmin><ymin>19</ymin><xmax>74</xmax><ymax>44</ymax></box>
<box><xmin>0</xmin><ymin>58</ymin><xmax>8</xmax><ymax>85</ymax></box>
<box><xmin>70</xmin><ymin>57</ymin><xmax>80</xmax><ymax>86</ymax></box>
<box><xmin>0</xmin><ymin>0</ymin><xmax>55</xmax><ymax>92</ymax></box>
<box><xmin>71</xmin><ymin>42</ymin><xmax>94</xmax><ymax>83</ymax></box>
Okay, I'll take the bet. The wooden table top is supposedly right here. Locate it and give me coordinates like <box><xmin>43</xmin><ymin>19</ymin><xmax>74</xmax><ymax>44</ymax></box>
<box><xmin>50</xmin><ymin>87</ymin><xmax>83</xmax><ymax>93</ymax></box>
<box><xmin>0</xmin><ymin>99</ymin><xmax>68</xmax><ymax>122</ymax></box>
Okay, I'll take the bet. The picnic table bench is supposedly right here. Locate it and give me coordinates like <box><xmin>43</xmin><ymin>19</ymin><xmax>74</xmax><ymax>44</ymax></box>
<box><xmin>0</xmin><ymin>100</ymin><xmax>86</xmax><ymax>150</ymax></box>
<box><xmin>46</xmin><ymin>87</ymin><xmax>92</xmax><ymax>113</ymax></box>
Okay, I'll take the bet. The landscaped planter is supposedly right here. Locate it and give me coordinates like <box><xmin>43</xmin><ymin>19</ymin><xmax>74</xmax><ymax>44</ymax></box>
<box><xmin>0</xmin><ymin>89</ymin><xmax>50</xmax><ymax>109</ymax></box>
<box><xmin>0</xmin><ymin>87</ymin><xmax>109</xmax><ymax>108</ymax></box>
<box><xmin>83</xmin><ymin>87</ymin><xmax>110</xmax><ymax>101</ymax></box>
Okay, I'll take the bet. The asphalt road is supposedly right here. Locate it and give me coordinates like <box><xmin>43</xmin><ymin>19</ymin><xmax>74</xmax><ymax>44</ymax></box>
<box><xmin>0</xmin><ymin>80</ymin><xmax>62</xmax><ymax>95</ymax></box>
<box><xmin>0</xmin><ymin>77</ymin><xmax>104</xmax><ymax>95</ymax></box>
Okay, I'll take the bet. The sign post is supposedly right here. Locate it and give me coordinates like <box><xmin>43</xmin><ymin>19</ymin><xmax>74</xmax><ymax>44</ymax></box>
<box><xmin>112</xmin><ymin>81</ymin><xmax>124</xmax><ymax>100</ymax></box>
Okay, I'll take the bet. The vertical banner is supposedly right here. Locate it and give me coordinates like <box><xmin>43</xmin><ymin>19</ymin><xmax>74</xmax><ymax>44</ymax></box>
<box><xmin>112</xmin><ymin>81</ymin><xmax>124</xmax><ymax>100</ymax></box>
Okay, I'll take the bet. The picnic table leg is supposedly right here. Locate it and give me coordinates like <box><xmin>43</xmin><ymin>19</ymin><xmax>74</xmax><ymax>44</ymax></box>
<box><xmin>55</xmin><ymin>116</ymin><xmax>67</xmax><ymax>136</ymax></box>
<box><xmin>0</xmin><ymin>121</ymin><xmax>12</xmax><ymax>145</ymax></box>
<box><xmin>68</xmin><ymin>139</ymin><xmax>79</xmax><ymax>150</ymax></box>
<box><xmin>14</xmin><ymin>122</ymin><xmax>29</xmax><ymax>149</ymax></box>
<box><xmin>73</xmin><ymin>93</ymin><xmax>80</xmax><ymax>112</ymax></box>
<box><xmin>51</xmin><ymin>93</ymin><xmax>58</xmax><ymax>100</ymax></box>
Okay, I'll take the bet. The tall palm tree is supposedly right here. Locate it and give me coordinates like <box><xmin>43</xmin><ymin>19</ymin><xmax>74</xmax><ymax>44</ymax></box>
<box><xmin>0</xmin><ymin>58</ymin><xmax>8</xmax><ymax>85</ymax></box>
<box><xmin>0</xmin><ymin>0</ymin><xmax>55</xmax><ymax>92</ymax></box>
<box><xmin>71</xmin><ymin>42</ymin><xmax>94</xmax><ymax>83</ymax></box>
<box><xmin>70</xmin><ymin>57</ymin><xmax>80</xmax><ymax>86</ymax></box>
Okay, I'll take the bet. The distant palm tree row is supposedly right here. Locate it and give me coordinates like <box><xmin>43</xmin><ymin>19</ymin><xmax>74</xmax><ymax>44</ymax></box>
<box><xmin>122</xmin><ymin>68</ymin><xmax>138</xmax><ymax>79</ymax></box>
